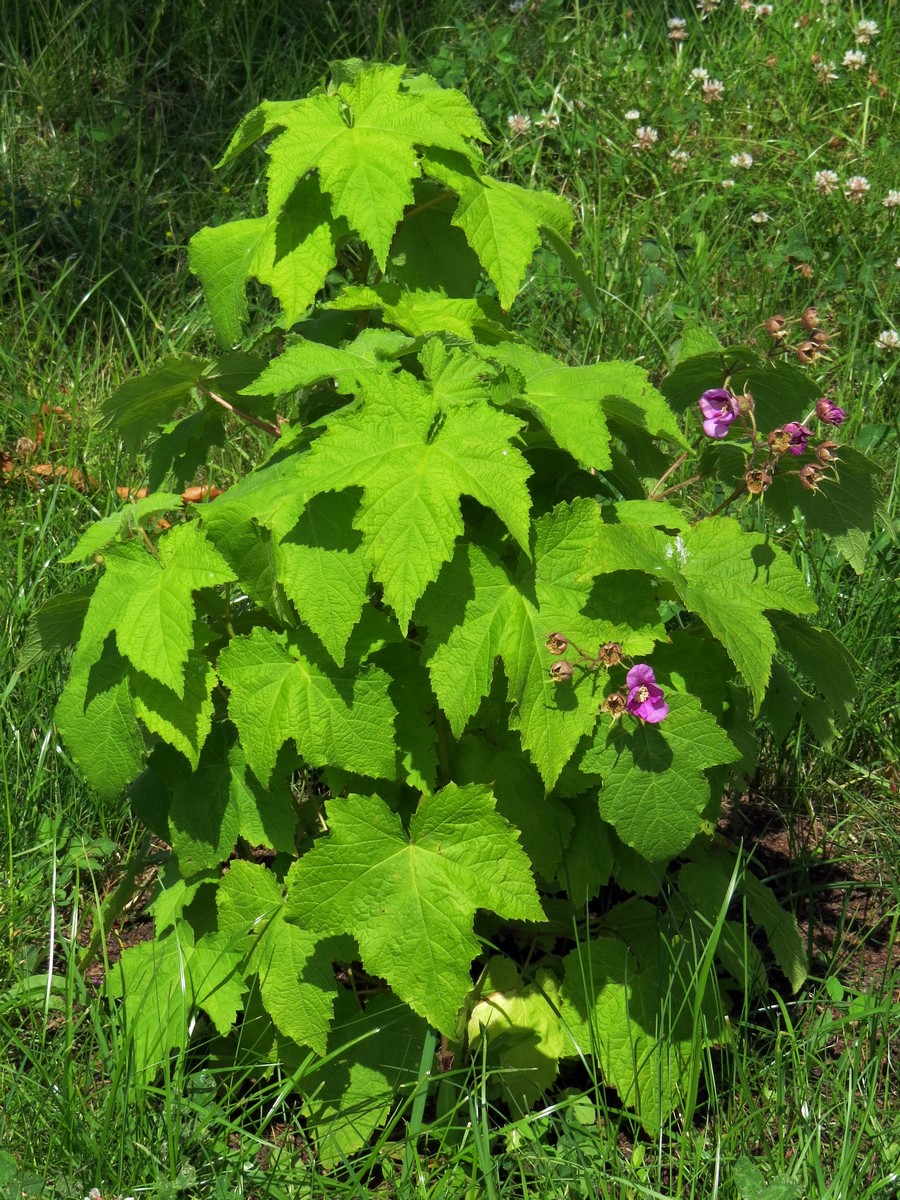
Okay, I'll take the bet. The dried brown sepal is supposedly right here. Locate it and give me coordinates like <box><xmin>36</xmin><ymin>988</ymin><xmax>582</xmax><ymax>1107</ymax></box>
<box><xmin>597</xmin><ymin>642</ymin><xmax>624</xmax><ymax>668</ymax></box>
<box><xmin>764</xmin><ymin>314</ymin><xmax>787</xmax><ymax>339</ymax></box>
<box><xmin>602</xmin><ymin>692</ymin><xmax>628</xmax><ymax>719</ymax></box>
<box><xmin>799</xmin><ymin>463</ymin><xmax>824</xmax><ymax>492</ymax></box>
<box><xmin>745</xmin><ymin>467</ymin><xmax>773</xmax><ymax>496</ymax></box>
<box><xmin>737</xmin><ymin>388</ymin><xmax>755</xmax><ymax>416</ymax></box>
<box><xmin>549</xmin><ymin>660</ymin><xmax>575</xmax><ymax>684</ymax></box>
<box><xmin>815</xmin><ymin>440</ymin><xmax>840</xmax><ymax>465</ymax></box>
<box><xmin>811</xmin><ymin>329</ymin><xmax>831</xmax><ymax>347</ymax></box>
<box><xmin>795</xmin><ymin>340</ymin><xmax>819</xmax><ymax>365</ymax></box>
<box><xmin>545</xmin><ymin>632</ymin><xmax>569</xmax><ymax>655</ymax></box>
<box><xmin>800</xmin><ymin>305</ymin><xmax>819</xmax><ymax>331</ymax></box>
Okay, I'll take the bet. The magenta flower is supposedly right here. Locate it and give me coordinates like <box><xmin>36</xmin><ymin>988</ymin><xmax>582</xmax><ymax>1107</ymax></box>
<box><xmin>783</xmin><ymin>421</ymin><xmax>813</xmax><ymax>455</ymax></box>
<box><xmin>815</xmin><ymin>398</ymin><xmax>845</xmax><ymax>427</ymax></box>
<box><xmin>625</xmin><ymin>664</ymin><xmax>669</xmax><ymax>724</ymax></box>
<box><xmin>698</xmin><ymin>388</ymin><xmax>740</xmax><ymax>438</ymax></box>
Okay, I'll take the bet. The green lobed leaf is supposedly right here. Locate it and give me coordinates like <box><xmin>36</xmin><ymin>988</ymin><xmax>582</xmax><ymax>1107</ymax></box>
<box><xmin>286</xmin><ymin>785</ymin><xmax>543</xmax><ymax>1032</ymax></box>
<box><xmin>294</xmin><ymin>369</ymin><xmax>532</xmax><ymax>630</ymax></box>
<box><xmin>580</xmin><ymin>692</ymin><xmax>741</xmax><ymax>861</ymax></box>
<box><xmin>217</xmin><ymin>861</ymin><xmax>336</xmax><ymax>1055</ymax></box>
<box><xmin>102</xmin><ymin>358</ymin><xmax>206</xmax><ymax>454</ymax></box>
<box><xmin>107</xmin><ymin>927</ymin><xmax>244</xmax><ymax>1080</ymax></box>
<box><xmin>19</xmin><ymin>584</ymin><xmax>94</xmax><ymax>669</ymax></box>
<box><xmin>128</xmin><ymin>649</ymin><xmax>216</xmax><ymax>770</ymax></box>
<box><xmin>113</xmin><ymin>523</ymin><xmax>235</xmax><ymax>697</ymax></box>
<box><xmin>592</xmin><ymin>515</ymin><xmax>816</xmax><ymax>709</ymax></box>
<box><xmin>328</xmin><ymin>284</ymin><xmax>511</xmax><ymax>342</ymax></box>
<box><xmin>216</xmin><ymin>626</ymin><xmax>397</xmax><ymax>785</ymax></box>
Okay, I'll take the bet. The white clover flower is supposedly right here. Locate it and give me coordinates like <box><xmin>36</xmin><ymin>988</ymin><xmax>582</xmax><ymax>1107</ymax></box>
<box><xmin>670</xmin><ymin>149</ymin><xmax>690</xmax><ymax>170</ymax></box>
<box><xmin>668</xmin><ymin>15</ymin><xmax>687</xmax><ymax>27</ymax></box>
<box><xmin>624</xmin><ymin>108</ymin><xmax>641</xmax><ymax>120</ymax></box>
<box><xmin>755</xmin><ymin>3</ymin><xmax>773</xmax><ymax>14</ymax></box>
<box><xmin>895</xmin><ymin>257</ymin><xmax>900</xmax><ymax>269</ymax></box>
<box><xmin>882</xmin><ymin>190</ymin><xmax>900</xmax><ymax>209</ymax></box>
<box><xmin>842</xmin><ymin>49</ymin><xmax>867</xmax><ymax>70</ymax></box>
<box><xmin>721</xmin><ymin>178</ymin><xmax>736</xmax><ymax>188</ymax></box>
<box><xmin>702</xmin><ymin>79</ymin><xmax>725</xmax><ymax>101</ymax></box>
<box><xmin>730</xmin><ymin>151</ymin><xmax>753</xmax><ymax>169</ymax></box>
<box><xmin>845</xmin><ymin>175</ymin><xmax>870</xmax><ymax>201</ymax></box>
<box><xmin>854</xmin><ymin>19</ymin><xmax>879</xmax><ymax>44</ymax></box>
<box><xmin>507</xmin><ymin>112</ymin><xmax>532</xmax><ymax>135</ymax></box>
<box><xmin>875</xmin><ymin>329</ymin><xmax>899</xmax><ymax>351</ymax></box>
<box><xmin>691</xmin><ymin>66</ymin><xmax>710</xmax><ymax>82</ymax></box>
<box><xmin>535</xmin><ymin>108</ymin><xmax>561</xmax><ymax>129</ymax></box>
<box><xmin>697</xmin><ymin>0</ymin><xmax>720</xmax><ymax>14</ymax></box>
<box><xmin>633</xmin><ymin>125</ymin><xmax>659</xmax><ymax>150</ymax></box>
<box><xmin>750</xmin><ymin>210</ymin><xmax>770</xmax><ymax>223</ymax></box>
<box><xmin>814</xmin><ymin>169</ymin><xmax>840</xmax><ymax>195</ymax></box>
<box><xmin>815</xmin><ymin>60</ymin><xmax>838</xmax><ymax>84</ymax></box>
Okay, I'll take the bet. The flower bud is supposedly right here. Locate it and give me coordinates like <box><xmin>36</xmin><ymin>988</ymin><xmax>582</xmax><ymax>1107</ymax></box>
<box><xmin>546</xmin><ymin>632</ymin><xmax>568</xmax><ymax>655</ymax></box>
<box><xmin>795</xmin><ymin>340</ymin><xmax>819</xmax><ymax>365</ymax></box>
<box><xmin>745</xmin><ymin>467</ymin><xmax>772</xmax><ymax>495</ymax></box>
<box><xmin>799</xmin><ymin>463</ymin><xmax>824</xmax><ymax>492</ymax></box>
<box><xmin>815</xmin><ymin>398</ymin><xmax>845</xmax><ymax>426</ymax></box>
<box><xmin>764</xmin><ymin>314</ymin><xmax>787</xmax><ymax>339</ymax></box>
<box><xmin>549</xmin><ymin>660</ymin><xmax>575</xmax><ymax>684</ymax></box>
<box><xmin>737</xmin><ymin>388</ymin><xmax>755</xmax><ymax>415</ymax></box>
<box><xmin>602</xmin><ymin>692</ymin><xmax>628</xmax><ymax>719</ymax></box>
<box><xmin>800</xmin><ymin>305</ymin><xmax>819</xmax><ymax>331</ymax></box>
<box><xmin>597</xmin><ymin>642</ymin><xmax>624</xmax><ymax>667</ymax></box>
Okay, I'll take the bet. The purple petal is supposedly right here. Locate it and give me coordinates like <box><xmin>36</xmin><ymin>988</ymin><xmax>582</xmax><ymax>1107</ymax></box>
<box><xmin>626</xmin><ymin>663</ymin><xmax>656</xmax><ymax>689</ymax></box>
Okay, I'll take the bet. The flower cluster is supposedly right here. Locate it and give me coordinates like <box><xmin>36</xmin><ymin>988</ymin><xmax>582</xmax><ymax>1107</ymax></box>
<box><xmin>545</xmin><ymin>635</ymin><xmax>668</xmax><ymax>725</ymax></box>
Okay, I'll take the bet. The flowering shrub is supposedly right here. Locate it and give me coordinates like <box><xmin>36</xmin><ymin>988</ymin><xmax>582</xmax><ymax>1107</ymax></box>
<box><xmin>49</xmin><ymin>63</ymin><xmax>876</xmax><ymax>1155</ymax></box>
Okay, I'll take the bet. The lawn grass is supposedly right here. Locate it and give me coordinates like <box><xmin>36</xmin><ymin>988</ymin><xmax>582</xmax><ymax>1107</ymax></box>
<box><xmin>1</xmin><ymin>0</ymin><xmax>898</xmax><ymax>1196</ymax></box>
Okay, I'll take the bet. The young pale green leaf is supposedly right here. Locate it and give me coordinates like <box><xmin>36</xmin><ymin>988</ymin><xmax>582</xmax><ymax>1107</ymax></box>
<box><xmin>298</xmin><ymin>990</ymin><xmax>429</xmax><ymax>1168</ymax></box>
<box><xmin>286</xmin><ymin>785</ymin><xmax>543</xmax><ymax>1032</ymax></box>
<box><xmin>107</xmin><ymin>928</ymin><xmax>244</xmax><ymax>1080</ymax></box>
<box><xmin>466</xmin><ymin>958</ymin><xmax>568</xmax><ymax>1115</ymax></box>
<box><xmin>240</xmin><ymin>331</ymin><xmax>407</xmax><ymax>399</ymax></box>
<box><xmin>217</xmin><ymin>861</ymin><xmax>337</xmax><ymax>1055</ymax></box>
<box><xmin>294</xmin><ymin>370</ymin><xmax>532</xmax><ymax>630</ymax></box>
<box><xmin>113</xmin><ymin>523</ymin><xmax>235</xmax><ymax>697</ymax></box>
<box><xmin>592</xmin><ymin>515</ymin><xmax>816</xmax><ymax>709</ymax></box>
<box><xmin>216</xmin><ymin>626</ymin><xmax>397</xmax><ymax>785</ymax></box>
<box><xmin>580</xmin><ymin>692</ymin><xmax>741</xmax><ymax>861</ymax></box>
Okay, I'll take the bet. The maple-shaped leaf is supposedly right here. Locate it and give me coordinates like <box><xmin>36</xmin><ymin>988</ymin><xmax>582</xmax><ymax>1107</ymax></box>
<box><xmin>298</xmin><ymin>989</ymin><xmax>429</xmax><ymax>1168</ymax></box>
<box><xmin>294</xmin><ymin>369</ymin><xmax>532</xmax><ymax>630</ymax></box>
<box><xmin>285</xmin><ymin>785</ymin><xmax>544</xmax><ymax>1032</ymax></box>
<box><xmin>129</xmin><ymin>648</ymin><xmax>216</xmax><ymax>771</ymax></box>
<box><xmin>580</xmin><ymin>692</ymin><xmax>741</xmax><ymax>861</ymax></box>
<box><xmin>250</xmin><ymin>65</ymin><xmax>483</xmax><ymax>266</ymax></box>
<box><xmin>107</xmin><ymin>927</ymin><xmax>244</xmax><ymax>1080</ymax></box>
<box><xmin>240</xmin><ymin>328</ymin><xmax>411</xmax><ymax>400</ymax></box>
<box><xmin>559</xmin><ymin>921</ymin><xmax>726</xmax><ymax>1131</ymax></box>
<box><xmin>465</xmin><ymin>957</ymin><xmax>568</xmax><ymax>1115</ymax></box>
<box><xmin>101</xmin><ymin>358</ymin><xmax>207</xmax><ymax>454</ymax></box>
<box><xmin>592</xmin><ymin>515</ymin><xmax>816</xmax><ymax>709</ymax></box>
<box><xmin>216</xmin><ymin>626</ymin><xmax>397</xmax><ymax>785</ymax></box>
<box><xmin>112</xmin><ymin>522</ymin><xmax>235</xmax><ymax>697</ymax></box>
<box><xmin>189</xmin><ymin>175</ymin><xmax>338</xmax><ymax>346</ymax></box>
<box><xmin>422</xmin><ymin>148</ymin><xmax>573</xmax><ymax>309</ymax></box>
<box><xmin>217</xmin><ymin>861</ymin><xmax>337</xmax><ymax>1055</ymax></box>
<box><xmin>62</xmin><ymin>492</ymin><xmax>186</xmax><ymax>564</ymax></box>
<box><xmin>417</xmin><ymin>500</ymin><xmax>666</xmax><ymax>787</ymax></box>
<box><xmin>19</xmin><ymin>584</ymin><xmax>94</xmax><ymax>670</ymax></box>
